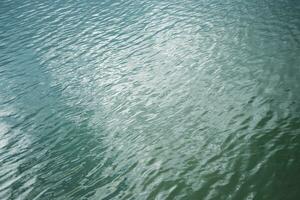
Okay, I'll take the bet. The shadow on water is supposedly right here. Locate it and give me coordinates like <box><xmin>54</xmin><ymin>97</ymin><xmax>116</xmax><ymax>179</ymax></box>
<box><xmin>0</xmin><ymin>33</ymin><xmax>113</xmax><ymax>200</ymax></box>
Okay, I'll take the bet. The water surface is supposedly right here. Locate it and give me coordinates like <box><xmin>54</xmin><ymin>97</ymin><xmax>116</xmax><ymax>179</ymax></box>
<box><xmin>0</xmin><ymin>0</ymin><xmax>300</xmax><ymax>199</ymax></box>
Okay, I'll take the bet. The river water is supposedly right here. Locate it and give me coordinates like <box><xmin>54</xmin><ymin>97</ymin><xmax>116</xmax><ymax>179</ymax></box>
<box><xmin>0</xmin><ymin>0</ymin><xmax>300</xmax><ymax>199</ymax></box>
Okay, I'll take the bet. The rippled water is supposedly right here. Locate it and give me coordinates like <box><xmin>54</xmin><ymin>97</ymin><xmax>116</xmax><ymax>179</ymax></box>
<box><xmin>1</xmin><ymin>0</ymin><xmax>300</xmax><ymax>199</ymax></box>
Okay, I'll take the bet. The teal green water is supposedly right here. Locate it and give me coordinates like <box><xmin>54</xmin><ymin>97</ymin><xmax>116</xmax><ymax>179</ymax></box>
<box><xmin>1</xmin><ymin>0</ymin><xmax>300</xmax><ymax>199</ymax></box>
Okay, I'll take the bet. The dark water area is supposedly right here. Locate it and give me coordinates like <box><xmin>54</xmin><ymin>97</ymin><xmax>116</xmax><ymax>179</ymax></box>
<box><xmin>0</xmin><ymin>0</ymin><xmax>300</xmax><ymax>199</ymax></box>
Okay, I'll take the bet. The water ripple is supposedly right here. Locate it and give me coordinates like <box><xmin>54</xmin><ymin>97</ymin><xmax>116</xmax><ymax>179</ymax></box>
<box><xmin>0</xmin><ymin>0</ymin><xmax>300</xmax><ymax>199</ymax></box>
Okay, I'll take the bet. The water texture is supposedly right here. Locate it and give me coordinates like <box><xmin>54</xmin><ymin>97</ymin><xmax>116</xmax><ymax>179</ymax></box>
<box><xmin>0</xmin><ymin>0</ymin><xmax>300</xmax><ymax>199</ymax></box>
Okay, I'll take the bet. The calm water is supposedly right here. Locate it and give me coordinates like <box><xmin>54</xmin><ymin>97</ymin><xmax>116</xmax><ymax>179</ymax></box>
<box><xmin>1</xmin><ymin>0</ymin><xmax>300</xmax><ymax>199</ymax></box>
